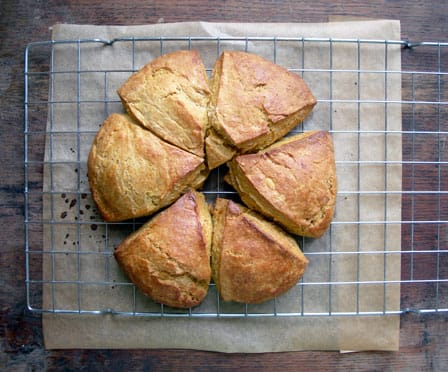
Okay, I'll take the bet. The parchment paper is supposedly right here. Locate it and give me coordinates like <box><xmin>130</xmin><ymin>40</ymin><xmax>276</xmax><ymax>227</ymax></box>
<box><xmin>42</xmin><ymin>20</ymin><xmax>402</xmax><ymax>351</ymax></box>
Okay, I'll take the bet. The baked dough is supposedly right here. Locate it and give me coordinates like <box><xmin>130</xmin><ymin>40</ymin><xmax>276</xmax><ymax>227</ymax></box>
<box><xmin>204</xmin><ymin>127</ymin><xmax>237</xmax><ymax>170</ymax></box>
<box><xmin>211</xmin><ymin>198</ymin><xmax>308</xmax><ymax>304</ymax></box>
<box><xmin>114</xmin><ymin>190</ymin><xmax>212</xmax><ymax>309</ymax></box>
<box><xmin>86</xmin><ymin>50</ymin><xmax>334</xmax><ymax>309</ymax></box>
<box><xmin>226</xmin><ymin>130</ymin><xmax>337</xmax><ymax>238</ymax></box>
<box><xmin>206</xmin><ymin>50</ymin><xmax>317</xmax><ymax>169</ymax></box>
<box><xmin>88</xmin><ymin>113</ymin><xmax>208</xmax><ymax>222</ymax></box>
<box><xmin>117</xmin><ymin>50</ymin><xmax>210</xmax><ymax>157</ymax></box>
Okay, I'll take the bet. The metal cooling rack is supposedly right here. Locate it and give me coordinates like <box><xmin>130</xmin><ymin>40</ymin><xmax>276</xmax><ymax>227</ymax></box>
<box><xmin>24</xmin><ymin>36</ymin><xmax>448</xmax><ymax>317</ymax></box>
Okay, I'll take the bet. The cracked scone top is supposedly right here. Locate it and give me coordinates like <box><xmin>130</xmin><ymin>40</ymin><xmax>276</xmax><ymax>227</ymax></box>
<box><xmin>211</xmin><ymin>198</ymin><xmax>308</xmax><ymax>304</ymax></box>
<box><xmin>88</xmin><ymin>113</ymin><xmax>207</xmax><ymax>222</ymax></box>
<box><xmin>206</xmin><ymin>50</ymin><xmax>317</xmax><ymax>169</ymax></box>
<box><xmin>226</xmin><ymin>130</ymin><xmax>337</xmax><ymax>238</ymax></box>
<box><xmin>117</xmin><ymin>50</ymin><xmax>211</xmax><ymax>158</ymax></box>
<box><xmin>114</xmin><ymin>190</ymin><xmax>212</xmax><ymax>309</ymax></box>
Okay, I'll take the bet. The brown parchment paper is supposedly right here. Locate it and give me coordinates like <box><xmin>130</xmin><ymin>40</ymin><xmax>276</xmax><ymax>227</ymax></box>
<box><xmin>42</xmin><ymin>20</ymin><xmax>402</xmax><ymax>351</ymax></box>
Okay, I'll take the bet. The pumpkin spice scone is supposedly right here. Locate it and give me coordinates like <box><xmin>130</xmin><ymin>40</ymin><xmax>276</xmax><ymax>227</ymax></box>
<box><xmin>211</xmin><ymin>198</ymin><xmax>308</xmax><ymax>304</ymax></box>
<box><xmin>117</xmin><ymin>50</ymin><xmax>211</xmax><ymax>157</ymax></box>
<box><xmin>226</xmin><ymin>130</ymin><xmax>337</xmax><ymax>238</ymax></box>
<box><xmin>206</xmin><ymin>50</ymin><xmax>317</xmax><ymax>169</ymax></box>
<box><xmin>114</xmin><ymin>190</ymin><xmax>212</xmax><ymax>309</ymax></box>
<box><xmin>88</xmin><ymin>113</ymin><xmax>208</xmax><ymax>222</ymax></box>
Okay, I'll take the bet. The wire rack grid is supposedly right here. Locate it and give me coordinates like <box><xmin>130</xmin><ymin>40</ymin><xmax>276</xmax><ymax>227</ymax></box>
<box><xmin>24</xmin><ymin>36</ymin><xmax>448</xmax><ymax>317</ymax></box>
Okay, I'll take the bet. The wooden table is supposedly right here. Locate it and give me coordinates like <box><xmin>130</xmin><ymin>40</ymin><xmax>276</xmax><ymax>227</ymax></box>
<box><xmin>2</xmin><ymin>0</ymin><xmax>447</xmax><ymax>369</ymax></box>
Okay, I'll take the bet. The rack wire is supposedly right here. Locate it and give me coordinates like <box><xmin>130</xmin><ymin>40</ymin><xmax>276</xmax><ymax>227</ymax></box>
<box><xmin>24</xmin><ymin>36</ymin><xmax>448</xmax><ymax>317</ymax></box>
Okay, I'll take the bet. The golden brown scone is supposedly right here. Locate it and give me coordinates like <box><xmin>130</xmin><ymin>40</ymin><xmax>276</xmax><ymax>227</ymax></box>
<box><xmin>117</xmin><ymin>50</ymin><xmax>210</xmax><ymax>157</ymax></box>
<box><xmin>114</xmin><ymin>190</ymin><xmax>212</xmax><ymax>309</ymax></box>
<box><xmin>204</xmin><ymin>128</ymin><xmax>236</xmax><ymax>170</ymax></box>
<box><xmin>226</xmin><ymin>130</ymin><xmax>337</xmax><ymax>238</ymax></box>
<box><xmin>206</xmin><ymin>50</ymin><xmax>317</xmax><ymax>169</ymax></box>
<box><xmin>211</xmin><ymin>198</ymin><xmax>308</xmax><ymax>304</ymax></box>
<box><xmin>88</xmin><ymin>113</ymin><xmax>208</xmax><ymax>222</ymax></box>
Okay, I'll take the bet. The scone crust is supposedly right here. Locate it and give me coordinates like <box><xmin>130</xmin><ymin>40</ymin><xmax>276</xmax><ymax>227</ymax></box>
<box><xmin>227</xmin><ymin>130</ymin><xmax>337</xmax><ymax>238</ymax></box>
<box><xmin>114</xmin><ymin>190</ymin><xmax>212</xmax><ymax>308</ymax></box>
<box><xmin>88</xmin><ymin>113</ymin><xmax>207</xmax><ymax>222</ymax></box>
<box><xmin>207</xmin><ymin>50</ymin><xmax>316</xmax><ymax>168</ymax></box>
<box><xmin>211</xmin><ymin>198</ymin><xmax>308</xmax><ymax>304</ymax></box>
<box><xmin>117</xmin><ymin>50</ymin><xmax>210</xmax><ymax>157</ymax></box>
<box><xmin>204</xmin><ymin>127</ymin><xmax>236</xmax><ymax>170</ymax></box>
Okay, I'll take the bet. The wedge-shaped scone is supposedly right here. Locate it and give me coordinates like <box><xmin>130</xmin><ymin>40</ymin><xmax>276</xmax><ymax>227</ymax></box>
<box><xmin>206</xmin><ymin>50</ymin><xmax>317</xmax><ymax>169</ymax></box>
<box><xmin>117</xmin><ymin>50</ymin><xmax>210</xmax><ymax>157</ymax></box>
<box><xmin>211</xmin><ymin>198</ymin><xmax>308</xmax><ymax>304</ymax></box>
<box><xmin>88</xmin><ymin>113</ymin><xmax>208</xmax><ymax>222</ymax></box>
<box><xmin>114</xmin><ymin>190</ymin><xmax>212</xmax><ymax>308</ymax></box>
<box><xmin>226</xmin><ymin>130</ymin><xmax>337</xmax><ymax>238</ymax></box>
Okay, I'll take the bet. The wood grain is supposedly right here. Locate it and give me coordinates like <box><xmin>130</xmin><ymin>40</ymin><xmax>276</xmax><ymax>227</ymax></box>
<box><xmin>1</xmin><ymin>0</ymin><xmax>447</xmax><ymax>370</ymax></box>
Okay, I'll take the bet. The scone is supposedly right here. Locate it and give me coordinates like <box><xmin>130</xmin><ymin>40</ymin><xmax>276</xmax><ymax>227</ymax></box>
<box><xmin>117</xmin><ymin>50</ymin><xmax>211</xmax><ymax>157</ymax></box>
<box><xmin>226</xmin><ymin>130</ymin><xmax>337</xmax><ymax>238</ymax></box>
<box><xmin>206</xmin><ymin>50</ymin><xmax>317</xmax><ymax>169</ymax></box>
<box><xmin>88</xmin><ymin>113</ymin><xmax>208</xmax><ymax>222</ymax></box>
<box><xmin>211</xmin><ymin>198</ymin><xmax>308</xmax><ymax>304</ymax></box>
<box><xmin>114</xmin><ymin>190</ymin><xmax>212</xmax><ymax>309</ymax></box>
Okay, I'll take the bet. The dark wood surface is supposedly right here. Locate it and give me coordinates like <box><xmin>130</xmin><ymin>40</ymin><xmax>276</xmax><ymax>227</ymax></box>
<box><xmin>2</xmin><ymin>0</ymin><xmax>447</xmax><ymax>370</ymax></box>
